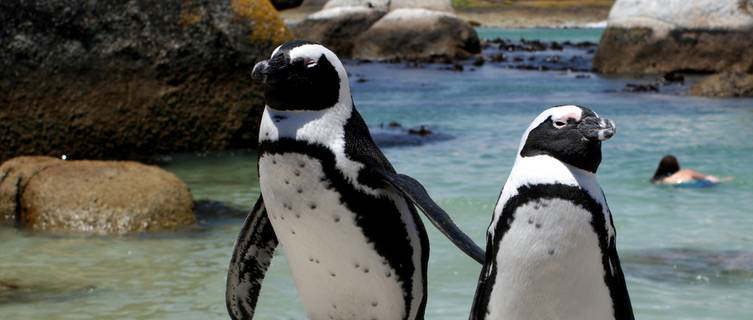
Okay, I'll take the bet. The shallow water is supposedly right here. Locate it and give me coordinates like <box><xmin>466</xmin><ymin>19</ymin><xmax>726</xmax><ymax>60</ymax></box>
<box><xmin>2</xmin><ymin>28</ymin><xmax>753</xmax><ymax>319</ymax></box>
<box><xmin>476</xmin><ymin>27</ymin><xmax>604</xmax><ymax>43</ymax></box>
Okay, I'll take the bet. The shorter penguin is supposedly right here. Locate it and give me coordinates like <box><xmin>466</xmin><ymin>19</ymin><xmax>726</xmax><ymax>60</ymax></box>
<box><xmin>469</xmin><ymin>105</ymin><xmax>634</xmax><ymax>320</ymax></box>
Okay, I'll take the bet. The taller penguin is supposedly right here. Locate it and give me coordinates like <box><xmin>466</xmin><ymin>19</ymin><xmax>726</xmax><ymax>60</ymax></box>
<box><xmin>470</xmin><ymin>105</ymin><xmax>634</xmax><ymax>320</ymax></box>
<box><xmin>226</xmin><ymin>40</ymin><xmax>484</xmax><ymax>320</ymax></box>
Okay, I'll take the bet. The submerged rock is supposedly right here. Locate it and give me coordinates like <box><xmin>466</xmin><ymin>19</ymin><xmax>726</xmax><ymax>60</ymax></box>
<box><xmin>371</xmin><ymin>124</ymin><xmax>452</xmax><ymax>147</ymax></box>
<box><xmin>194</xmin><ymin>199</ymin><xmax>248</xmax><ymax>221</ymax></box>
<box><xmin>479</xmin><ymin>38</ymin><xmax>596</xmax><ymax>73</ymax></box>
<box><xmin>690</xmin><ymin>72</ymin><xmax>753</xmax><ymax>97</ymax></box>
<box><xmin>623</xmin><ymin>83</ymin><xmax>659</xmax><ymax>93</ymax></box>
<box><xmin>0</xmin><ymin>0</ymin><xmax>292</xmax><ymax>163</ymax></box>
<box><xmin>594</xmin><ymin>0</ymin><xmax>753</xmax><ymax>74</ymax></box>
<box><xmin>353</xmin><ymin>9</ymin><xmax>480</xmax><ymax>60</ymax></box>
<box><xmin>0</xmin><ymin>156</ymin><xmax>195</xmax><ymax>234</ymax></box>
<box><xmin>623</xmin><ymin>247</ymin><xmax>753</xmax><ymax>285</ymax></box>
<box><xmin>0</xmin><ymin>278</ymin><xmax>96</xmax><ymax>304</ymax></box>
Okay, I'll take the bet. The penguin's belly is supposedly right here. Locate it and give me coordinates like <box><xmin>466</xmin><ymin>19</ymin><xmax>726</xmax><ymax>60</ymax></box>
<box><xmin>259</xmin><ymin>153</ymin><xmax>409</xmax><ymax>320</ymax></box>
<box><xmin>489</xmin><ymin>198</ymin><xmax>613</xmax><ymax>320</ymax></box>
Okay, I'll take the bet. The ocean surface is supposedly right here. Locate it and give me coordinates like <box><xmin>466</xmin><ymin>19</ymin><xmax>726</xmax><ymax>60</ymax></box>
<box><xmin>2</xmin><ymin>28</ymin><xmax>753</xmax><ymax>319</ymax></box>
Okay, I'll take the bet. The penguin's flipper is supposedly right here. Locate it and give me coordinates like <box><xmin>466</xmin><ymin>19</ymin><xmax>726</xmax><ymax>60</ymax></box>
<box><xmin>607</xmin><ymin>237</ymin><xmax>635</xmax><ymax>320</ymax></box>
<box><xmin>377</xmin><ymin>171</ymin><xmax>485</xmax><ymax>264</ymax></box>
<box><xmin>226</xmin><ymin>195</ymin><xmax>278</xmax><ymax>320</ymax></box>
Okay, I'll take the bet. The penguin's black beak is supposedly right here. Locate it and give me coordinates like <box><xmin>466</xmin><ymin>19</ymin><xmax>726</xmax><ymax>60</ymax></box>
<box><xmin>252</xmin><ymin>52</ymin><xmax>290</xmax><ymax>85</ymax></box>
<box><xmin>578</xmin><ymin>116</ymin><xmax>616</xmax><ymax>141</ymax></box>
<box><xmin>251</xmin><ymin>60</ymin><xmax>269</xmax><ymax>84</ymax></box>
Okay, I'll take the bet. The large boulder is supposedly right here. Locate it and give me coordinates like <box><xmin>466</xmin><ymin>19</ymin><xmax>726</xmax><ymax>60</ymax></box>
<box><xmin>352</xmin><ymin>8</ymin><xmax>480</xmax><ymax>60</ymax></box>
<box><xmin>0</xmin><ymin>0</ymin><xmax>292</xmax><ymax>163</ymax></box>
<box><xmin>0</xmin><ymin>156</ymin><xmax>195</xmax><ymax>234</ymax></box>
<box><xmin>594</xmin><ymin>0</ymin><xmax>753</xmax><ymax>74</ymax></box>
<box><xmin>690</xmin><ymin>72</ymin><xmax>753</xmax><ymax>97</ymax></box>
<box><xmin>290</xmin><ymin>6</ymin><xmax>387</xmax><ymax>57</ymax></box>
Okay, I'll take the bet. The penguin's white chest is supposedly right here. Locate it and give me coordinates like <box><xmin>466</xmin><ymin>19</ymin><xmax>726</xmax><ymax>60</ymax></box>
<box><xmin>258</xmin><ymin>152</ymin><xmax>407</xmax><ymax>320</ymax></box>
<box><xmin>488</xmin><ymin>198</ymin><xmax>613</xmax><ymax>320</ymax></box>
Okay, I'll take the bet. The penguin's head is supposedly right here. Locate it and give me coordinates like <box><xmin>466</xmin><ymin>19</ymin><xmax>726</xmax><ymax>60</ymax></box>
<box><xmin>251</xmin><ymin>40</ymin><xmax>349</xmax><ymax>111</ymax></box>
<box><xmin>519</xmin><ymin>105</ymin><xmax>615</xmax><ymax>173</ymax></box>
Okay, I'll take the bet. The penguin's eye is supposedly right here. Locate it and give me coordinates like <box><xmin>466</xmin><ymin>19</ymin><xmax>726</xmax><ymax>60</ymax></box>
<box><xmin>304</xmin><ymin>58</ymin><xmax>317</xmax><ymax>68</ymax></box>
<box><xmin>553</xmin><ymin>120</ymin><xmax>567</xmax><ymax>128</ymax></box>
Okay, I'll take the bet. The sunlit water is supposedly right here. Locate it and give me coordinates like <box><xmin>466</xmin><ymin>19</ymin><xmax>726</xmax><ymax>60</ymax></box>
<box><xmin>2</xmin><ymin>28</ymin><xmax>753</xmax><ymax>319</ymax></box>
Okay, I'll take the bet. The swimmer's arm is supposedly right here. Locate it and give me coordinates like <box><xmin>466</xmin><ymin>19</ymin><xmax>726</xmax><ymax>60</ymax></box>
<box><xmin>687</xmin><ymin>169</ymin><xmax>720</xmax><ymax>183</ymax></box>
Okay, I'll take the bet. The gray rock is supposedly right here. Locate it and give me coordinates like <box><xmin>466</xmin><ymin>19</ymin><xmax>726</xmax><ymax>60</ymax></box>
<box><xmin>0</xmin><ymin>0</ymin><xmax>292</xmax><ymax>163</ymax></box>
<box><xmin>352</xmin><ymin>9</ymin><xmax>480</xmax><ymax>60</ymax></box>
<box><xmin>594</xmin><ymin>0</ymin><xmax>753</xmax><ymax>74</ymax></box>
<box><xmin>291</xmin><ymin>6</ymin><xmax>387</xmax><ymax>57</ymax></box>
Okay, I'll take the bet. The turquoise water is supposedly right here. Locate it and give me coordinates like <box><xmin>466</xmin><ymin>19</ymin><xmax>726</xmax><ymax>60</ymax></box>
<box><xmin>2</xmin><ymin>29</ymin><xmax>753</xmax><ymax>319</ymax></box>
<box><xmin>476</xmin><ymin>27</ymin><xmax>604</xmax><ymax>43</ymax></box>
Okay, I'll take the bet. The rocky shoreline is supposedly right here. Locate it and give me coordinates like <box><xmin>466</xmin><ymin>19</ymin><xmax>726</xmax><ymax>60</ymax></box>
<box><xmin>594</xmin><ymin>0</ymin><xmax>753</xmax><ymax>97</ymax></box>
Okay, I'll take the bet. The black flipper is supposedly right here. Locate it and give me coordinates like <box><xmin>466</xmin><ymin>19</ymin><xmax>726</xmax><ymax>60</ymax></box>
<box><xmin>607</xmin><ymin>236</ymin><xmax>635</xmax><ymax>320</ymax></box>
<box><xmin>226</xmin><ymin>195</ymin><xmax>278</xmax><ymax>320</ymax></box>
<box><xmin>376</xmin><ymin>170</ymin><xmax>485</xmax><ymax>264</ymax></box>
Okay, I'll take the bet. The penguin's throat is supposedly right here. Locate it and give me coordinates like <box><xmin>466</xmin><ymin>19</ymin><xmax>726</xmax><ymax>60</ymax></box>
<box><xmin>511</xmin><ymin>155</ymin><xmax>597</xmax><ymax>187</ymax></box>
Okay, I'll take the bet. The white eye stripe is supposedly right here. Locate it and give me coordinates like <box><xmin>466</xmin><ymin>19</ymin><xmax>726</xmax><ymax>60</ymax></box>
<box><xmin>271</xmin><ymin>45</ymin><xmax>282</xmax><ymax>58</ymax></box>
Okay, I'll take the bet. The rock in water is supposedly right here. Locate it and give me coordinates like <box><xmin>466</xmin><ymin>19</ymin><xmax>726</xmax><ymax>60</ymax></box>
<box><xmin>690</xmin><ymin>72</ymin><xmax>753</xmax><ymax>97</ymax></box>
<box><xmin>594</xmin><ymin>0</ymin><xmax>753</xmax><ymax>74</ymax></box>
<box><xmin>353</xmin><ymin>8</ymin><xmax>480</xmax><ymax>60</ymax></box>
<box><xmin>0</xmin><ymin>156</ymin><xmax>63</xmax><ymax>225</ymax></box>
<box><xmin>291</xmin><ymin>6</ymin><xmax>387</xmax><ymax>57</ymax></box>
<box><xmin>0</xmin><ymin>0</ymin><xmax>292</xmax><ymax>163</ymax></box>
<box><xmin>0</xmin><ymin>156</ymin><xmax>195</xmax><ymax>234</ymax></box>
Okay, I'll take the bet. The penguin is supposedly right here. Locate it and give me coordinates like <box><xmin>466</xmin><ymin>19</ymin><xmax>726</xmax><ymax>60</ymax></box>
<box><xmin>469</xmin><ymin>105</ymin><xmax>634</xmax><ymax>320</ymax></box>
<box><xmin>226</xmin><ymin>40</ymin><xmax>484</xmax><ymax>320</ymax></box>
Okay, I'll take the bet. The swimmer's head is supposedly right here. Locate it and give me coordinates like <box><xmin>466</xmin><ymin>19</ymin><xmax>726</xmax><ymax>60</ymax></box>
<box><xmin>652</xmin><ymin>155</ymin><xmax>680</xmax><ymax>182</ymax></box>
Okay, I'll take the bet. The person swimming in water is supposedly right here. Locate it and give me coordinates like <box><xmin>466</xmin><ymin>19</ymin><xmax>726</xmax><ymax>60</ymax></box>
<box><xmin>651</xmin><ymin>155</ymin><xmax>721</xmax><ymax>186</ymax></box>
